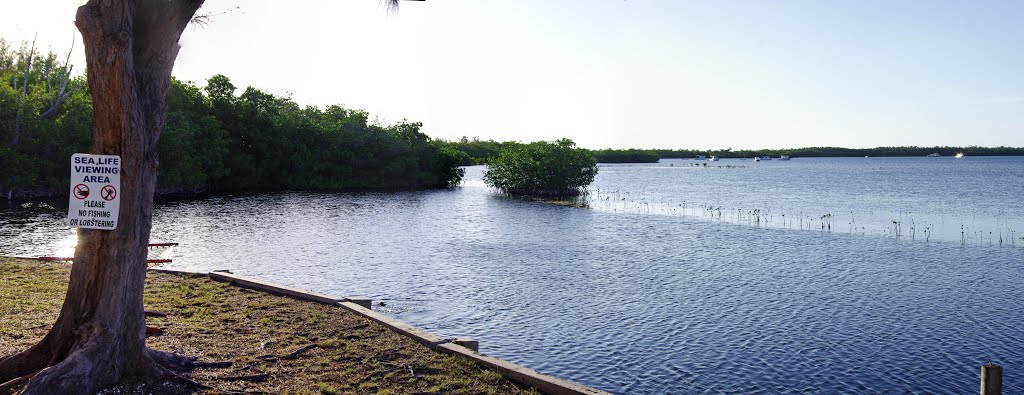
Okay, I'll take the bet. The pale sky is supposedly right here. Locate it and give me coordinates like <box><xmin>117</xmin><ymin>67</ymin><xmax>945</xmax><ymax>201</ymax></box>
<box><xmin>3</xmin><ymin>0</ymin><xmax>1023</xmax><ymax>149</ymax></box>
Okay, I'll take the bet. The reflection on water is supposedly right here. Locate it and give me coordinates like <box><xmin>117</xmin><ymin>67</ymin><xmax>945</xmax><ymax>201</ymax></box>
<box><xmin>1</xmin><ymin>157</ymin><xmax>1023</xmax><ymax>393</ymax></box>
<box><xmin>0</xmin><ymin>201</ymin><xmax>76</xmax><ymax>257</ymax></box>
<box><xmin>586</xmin><ymin>157</ymin><xmax>1024</xmax><ymax>248</ymax></box>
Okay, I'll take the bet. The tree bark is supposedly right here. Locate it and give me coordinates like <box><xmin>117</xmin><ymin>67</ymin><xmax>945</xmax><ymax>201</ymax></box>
<box><xmin>0</xmin><ymin>1</ymin><xmax>203</xmax><ymax>393</ymax></box>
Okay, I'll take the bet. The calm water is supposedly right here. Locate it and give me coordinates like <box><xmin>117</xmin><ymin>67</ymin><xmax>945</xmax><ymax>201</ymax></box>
<box><xmin>2</xmin><ymin>157</ymin><xmax>1023</xmax><ymax>394</ymax></box>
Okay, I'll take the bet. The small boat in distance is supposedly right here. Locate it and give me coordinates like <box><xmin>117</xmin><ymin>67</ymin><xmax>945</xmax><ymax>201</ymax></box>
<box><xmin>927</xmin><ymin>153</ymin><xmax>941</xmax><ymax>157</ymax></box>
<box><xmin>779</xmin><ymin>155</ymin><xmax>791</xmax><ymax>160</ymax></box>
<box><xmin>955</xmin><ymin>152</ymin><xmax>965</xmax><ymax>159</ymax></box>
<box><xmin>696</xmin><ymin>155</ymin><xmax>707</xmax><ymax>160</ymax></box>
<box><xmin>709</xmin><ymin>156</ymin><xmax>719</xmax><ymax>161</ymax></box>
<box><xmin>754</xmin><ymin>157</ymin><xmax>761</xmax><ymax>162</ymax></box>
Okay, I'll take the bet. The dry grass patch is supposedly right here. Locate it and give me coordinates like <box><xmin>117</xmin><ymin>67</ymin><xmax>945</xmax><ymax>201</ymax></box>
<box><xmin>0</xmin><ymin>258</ymin><xmax>69</xmax><ymax>357</ymax></box>
<box><xmin>0</xmin><ymin>257</ymin><xmax>538</xmax><ymax>394</ymax></box>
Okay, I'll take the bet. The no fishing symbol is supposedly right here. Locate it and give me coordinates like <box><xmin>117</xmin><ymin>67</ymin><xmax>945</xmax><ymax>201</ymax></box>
<box><xmin>73</xmin><ymin>184</ymin><xmax>90</xmax><ymax>200</ymax></box>
<box><xmin>101</xmin><ymin>185</ymin><xmax>117</xmax><ymax>201</ymax></box>
<box><xmin>68</xmin><ymin>153</ymin><xmax>121</xmax><ymax>230</ymax></box>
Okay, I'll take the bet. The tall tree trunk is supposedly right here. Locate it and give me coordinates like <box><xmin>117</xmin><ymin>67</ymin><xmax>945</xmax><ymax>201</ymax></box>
<box><xmin>0</xmin><ymin>1</ymin><xmax>203</xmax><ymax>393</ymax></box>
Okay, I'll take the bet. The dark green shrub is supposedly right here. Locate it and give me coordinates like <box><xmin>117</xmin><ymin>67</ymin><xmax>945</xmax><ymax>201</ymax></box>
<box><xmin>483</xmin><ymin>139</ymin><xmax>598</xmax><ymax>197</ymax></box>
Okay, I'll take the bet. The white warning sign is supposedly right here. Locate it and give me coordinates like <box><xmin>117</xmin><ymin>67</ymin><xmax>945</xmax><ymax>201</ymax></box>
<box><xmin>67</xmin><ymin>153</ymin><xmax>121</xmax><ymax>230</ymax></box>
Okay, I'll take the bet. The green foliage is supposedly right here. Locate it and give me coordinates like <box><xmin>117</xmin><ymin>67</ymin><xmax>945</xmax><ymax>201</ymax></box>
<box><xmin>591</xmin><ymin>148</ymin><xmax>660</xmax><ymax>163</ymax></box>
<box><xmin>435</xmin><ymin>137</ymin><xmax>518</xmax><ymax>165</ymax></box>
<box><xmin>0</xmin><ymin>37</ymin><xmax>464</xmax><ymax>198</ymax></box>
<box><xmin>0</xmin><ymin>39</ymin><xmax>93</xmax><ymax>198</ymax></box>
<box><xmin>433</xmin><ymin>145</ymin><xmax>469</xmax><ymax>188</ymax></box>
<box><xmin>483</xmin><ymin>139</ymin><xmax>598</xmax><ymax>197</ymax></box>
<box><xmin>158</xmin><ymin>76</ymin><xmax>466</xmax><ymax>193</ymax></box>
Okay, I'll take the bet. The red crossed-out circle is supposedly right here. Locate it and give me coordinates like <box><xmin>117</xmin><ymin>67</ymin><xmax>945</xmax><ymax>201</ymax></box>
<box><xmin>100</xmin><ymin>185</ymin><xmax>117</xmax><ymax>201</ymax></box>
<box><xmin>73</xmin><ymin>184</ymin><xmax>90</xmax><ymax>200</ymax></box>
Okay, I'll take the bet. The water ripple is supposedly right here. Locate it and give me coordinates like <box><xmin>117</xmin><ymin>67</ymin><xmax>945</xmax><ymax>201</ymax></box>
<box><xmin>1</xmin><ymin>159</ymin><xmax>1023</xmax><ymax>393</ymax></box>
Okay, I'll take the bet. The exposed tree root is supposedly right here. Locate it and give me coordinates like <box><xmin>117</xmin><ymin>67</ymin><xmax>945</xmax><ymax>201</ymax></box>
<box><xmin>0</xmin><ymin>333</ymin><xmax>239</xmax><ymax>394</ymax></box>
<box><xmin>188</xmin><ymin>360</ymin><xmax>233</xmax><ymax>369</ymax></box>
<box><xmin>0</xmin><ymin>333</ymin><xmax>61</xmax><ymax>386</ymax></box>
<box><xmin>0</xmin><ymin>342</ymin><xmax>238</xmax><ymax>394</ymax></box>
<box><xmin>143</xmin><ymin>349</ymin><xmax>213</xmax><ymax>391</ymax></box>
<box><xmin>156</xmin><ymin>373</ymin><xmax>212</xmax><ymax>392</ymax></box>
<box><xmin>146</xmin><ymin>348</ymin><xmax>195</xmax><ymax>372</ymax></box>
<box><xmin>0</xmin><ymin>372</ymin><xmax>38</xmax><ymax>394</ymax></box>
<box><xmin>1</xmin><ymin>0</ymin><xmax>207</xmax><ymax>392</ymax></box>
<box><xmin>281</xmin><ymin>344</ymin><xmax>318</xmax><ymax>360</ymax></box>
<box><xmin>0</xmin><ymin>344</ymin><xmax>213</xmax><ymax>395</ymax></box>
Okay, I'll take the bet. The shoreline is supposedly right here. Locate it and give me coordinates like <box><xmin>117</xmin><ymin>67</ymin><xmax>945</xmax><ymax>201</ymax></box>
<box><xmin>1</xmin><ymin>257</ymin><xmax>609</xmax><ymax>394</ymax></box>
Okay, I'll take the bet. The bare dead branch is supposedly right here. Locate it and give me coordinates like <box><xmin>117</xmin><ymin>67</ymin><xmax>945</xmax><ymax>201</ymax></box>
<box><xmin>43</xmin><ymin>62</ymin><xmax>51</xmax><ymax>93</ymax></box>
<box><xmin>190</xmin><ymin>6</ymin><xmax>240</xmax><ymax>29</ymax></box>
<box><xmin>20</xmin><ymin>35</ymin><xmax>35</xmax><ymax>97</ymax></box>
<box><xmin>12</xmin><ymin>35</ymin><xmax>37</xmax><ymax>144</ymax></box>
<box><xmin>38</xmin><ymin>34</ymin><xmax>77</xmax><ymax>121</ymax></box>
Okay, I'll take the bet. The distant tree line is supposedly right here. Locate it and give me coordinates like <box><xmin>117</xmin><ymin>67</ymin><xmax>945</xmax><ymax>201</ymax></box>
<box><xmin>590</xmin><ymin>148</ymin><xmax>659</xmax><ymax>163</ymax></box>
<box><xmin>657</xmin><ymin>146</ymin><xmax>1024</xmax><ymax>159</ymax></box>
<box><xmin>438</xmin><ymin>138</ymin><xmax>661</xmax><ymax>164</ymax></box>
<box><xmin>1</xmin><ymin>38</ymin><xmax>464</xmax><ymax>199</ymax></box>
<box><xmin>439</xmin><ymin>137</ymin><xmax>1024</xmax><ymax>164</ymax></box>
<box><xmin>434</xmin><ymin>137</ymin><xmax>515</xmax><ymax>166</ymax></box>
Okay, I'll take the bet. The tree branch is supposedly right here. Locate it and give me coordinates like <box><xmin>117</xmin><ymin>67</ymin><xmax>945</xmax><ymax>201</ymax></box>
<box><xmin>39</xmin><ymin>34</ymin><xmax>77</xmax><ymax>121</ymax></box>
<box><xmin>12</xmin><ymin>35</ymin><xmax>37</xmax><ymax>145</ymax></box>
